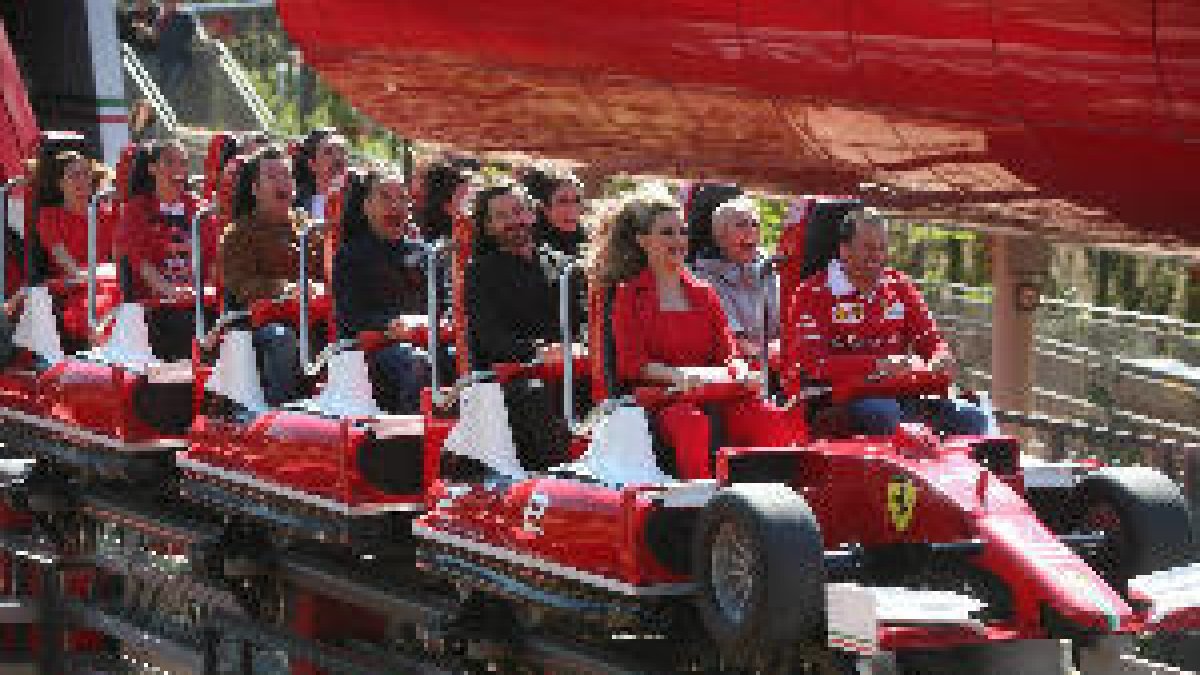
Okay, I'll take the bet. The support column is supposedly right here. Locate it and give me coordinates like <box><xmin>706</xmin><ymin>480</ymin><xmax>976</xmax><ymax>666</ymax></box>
<box><xmin>989</xmin><ymin>233</ymin><xmax>1050</xmax><ymax>414</ymax></box>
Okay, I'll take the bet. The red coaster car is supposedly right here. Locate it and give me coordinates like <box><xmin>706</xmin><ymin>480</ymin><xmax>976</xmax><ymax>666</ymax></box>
<box><xmin>412</xmin><ymin>361</ymin><xmax>1200</xmax><ymax>671</ymax></box>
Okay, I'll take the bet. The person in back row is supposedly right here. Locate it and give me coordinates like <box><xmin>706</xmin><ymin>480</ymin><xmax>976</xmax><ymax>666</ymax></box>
<box><xmin>115</xmin><ymin>140</ymin><xmax>212</xmax><ymax>360</ymax></box>
<box><xmin>465</xmin><ymin>181</ymin><xmax>585</xmax><ymax>470</ymax></box>
<box><xmin>692</xmin><ymin>196</ymin><xmax>779</xmax><ymax>359</ymax></box>
<box><xmin>521</xmin><ymin>166</ymin><xmax>586</xmax><ymax>257</ymax></box>
<box><xmin>788</xmin><ymin>207</ymin><xmax>991</xmax><ymax>436</ymax></box>
<box><xmin>293</xmin><ymin>128</ymin><xmax>348</xmax><ymax>222</ymax></box>
<box><xmin>221</xmin><ymin>146</ymin><xmax>324</xmax><ymax>406</ymax></box>
<box><xmin>416</xmin><ymin>162</ymin><xmax>472</xmax><ymax>242</ymax></box>
<box><xmin>592</xmin><ymin>196</ymin><xmax>759</xmax><ymax>479</ymax></box>
<box><xmin>333</xmin><ymin>169</ymin><xmax>430</xmax><ymax>414</ymax></box>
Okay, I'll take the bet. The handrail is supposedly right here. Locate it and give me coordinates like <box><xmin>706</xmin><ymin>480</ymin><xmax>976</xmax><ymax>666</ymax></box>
<box><xmin>914</xmin><ymin>277</ymin><xmax>1200</xmax><ymax>334</ymax></box>
<box><xmin>193</xmin><ymin>24</ymin><xmax>273</xmax><ymax>132</ymax></box>
<box><xmin>119</xmin><ymin>41</ymin><xmax>180</xmax><ymax>134</ymax></box>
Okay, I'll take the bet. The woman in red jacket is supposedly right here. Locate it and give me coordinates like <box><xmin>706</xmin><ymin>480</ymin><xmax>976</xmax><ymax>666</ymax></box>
<box><xmin>114</xmin><ymin>140</ymin><xmax>214</xmax><ymax>359</ymax></box>
<box><xmin>591</xmin><ymin>196</ymin><xmax>764</xmax><ymax>479</ymax></box>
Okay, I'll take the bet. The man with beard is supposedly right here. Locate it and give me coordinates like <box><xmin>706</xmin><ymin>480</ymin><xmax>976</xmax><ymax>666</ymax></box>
<box><xmin>464</xmin><ymin>181</ymin><xmax>584</xmax><ymax>471</ymax></box>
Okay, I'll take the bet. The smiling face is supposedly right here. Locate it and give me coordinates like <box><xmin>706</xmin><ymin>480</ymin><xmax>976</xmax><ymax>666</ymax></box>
<box><xmin>484</xmin><ymin>191</ymin><xmax>536</xmax><ymax>256</ymax></box>
<box><xmin>712</xmin><ymin>204</ymin><xmax>761</xmax><ymax>264</ymax></box>
<box><xmin>546</xmin><ymin>183</ymin><xmax>582</xmax><ymax>233</ymax></box>
<box><xmin>636</xmin><ymin>209</ymin><xmax>689</xmax><ymax>273</ymax></box>
<box><xmin>150</xmin><ymin>144</ymin><xmax>188</xmax><ymax>201</ymax></box>
<box><xmin>254</xmin><ymin>156</ymin><xmax>296</xmax><ymax>221</ymax></box>
<box><xmin>312</xmin><ymin>136</ymin><xmax>348</xmax><ymax>192</ymax></box>
<box><xmin>365</xmin><ymin>177</ymin><xmax>411</xmax><ymax>241</ymax></box>
<box><xmin>59</xmin><ymin>157</ymin><xmax>94</xmax><ymax>212</ymax></box>
<box><xmin>839</xmin><ymin>215</ymin><xmax>889</xmax><ymax>289</ymax></box>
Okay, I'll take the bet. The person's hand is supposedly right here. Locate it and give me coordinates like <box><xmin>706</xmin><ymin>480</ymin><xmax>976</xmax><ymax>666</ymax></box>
<box><xmin>735</xmin><ymin>337</ymin><xmax>760</xmax><ymax>359</ymax></box>
<box><xmin>671</xmin><ymin>368</ymin><xmax>707</xmax><ymax>392</ymax></box>
<box><xmin>385</xmin><ymin>316</ymin><xmax>413</xmax><ymax>341</ymax></box>
<box><xmin>870</xmin><ymin>354</ymin><xmax>920</xmax><ymax>380</ymax></box>
<box><xmin>536</xmin><ymin>342</ymin><xmax>566</xmax><ymax>364</ymax></box>
<box><xmin>927</xmin><ymin>353</ymin><xmax>958</xmax><ymax>379</ymax></box>
<box><xmin>730</xmin><ymin>359</ymin><xmax>766</xmax><ymax>394</ymax></box>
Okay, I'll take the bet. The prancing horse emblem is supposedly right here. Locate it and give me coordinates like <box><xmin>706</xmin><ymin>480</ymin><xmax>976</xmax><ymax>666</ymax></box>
<box><xmin>887</xmin><ymin>476</ymin><xmax>918</xmax><ymax>532</ymax></box>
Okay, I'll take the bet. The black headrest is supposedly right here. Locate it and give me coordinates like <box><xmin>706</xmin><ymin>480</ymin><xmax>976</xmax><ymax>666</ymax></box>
<box><xmin>799</xmin><ymin>200</ymin><xmax>862</xmax><ymax>280</ymax></box>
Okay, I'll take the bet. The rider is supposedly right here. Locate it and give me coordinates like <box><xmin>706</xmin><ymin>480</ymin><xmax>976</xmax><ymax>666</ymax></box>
<box><xmin>333</xmin><ymin>168</ymin><xmax>430</xmax><ymax>414</ymax></box>
<box><xmin>464</xmin><ymin>181</ymin><xmax>583</xmax><ymax>470</ymax></box>
<box><xmin>521</xmin><ymin>166</ymin><xmax>586</xmax><ymax>257</ymax></box>
<box><xmin>293</xmin><ymin>128</ymin><xmax>348</xmax><ymax>222</ymax></box>
<box><xmin>593</xmin><ymin>195</ymin><xmax>761</xmax><ymax>479</ymax></box>
<box><xmin>692</xmin><ymin>195</ymin><xmax>779</xmax><ymax>360</ymax></box>
<box><xmin>32</xmin><ymin>150</ymin><xmax>114</xmax><ymax>279</ymax></box>
<box><xmin>114</xmin><ymin>140</ymin><xmax>212</xmax><ymax>360</ymax></box>
<box><xmin>416</xmin><ymin>161</ymin><xmax>471</xmax><ymax>242</ymax></box>
<box><xmin>788</xmin><ymin>207</ymin><xmax>991</xmax><ymax>436</ymax></box>
<box><xmin>221</xmin><ymin>146</ymin><xmax>323</xmax><ymax>406</ymax></box>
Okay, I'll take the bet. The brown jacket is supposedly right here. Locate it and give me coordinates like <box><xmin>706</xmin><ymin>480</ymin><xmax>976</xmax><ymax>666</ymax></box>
<box><xmin>220</xmin><ymin>211</ymin><xmax>324</xmax><ymax>307</ymax></box>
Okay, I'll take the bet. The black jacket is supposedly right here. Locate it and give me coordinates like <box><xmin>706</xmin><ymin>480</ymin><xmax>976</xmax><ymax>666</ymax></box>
<box><xmin>465</xmin><ymin>248</ymin><xmax>585</xmax><ymax>370</ymax></box>
<box><xmin>333</xmin><ymin>231</ymin><xmax>426</xmax><ymax>338</ymax></box>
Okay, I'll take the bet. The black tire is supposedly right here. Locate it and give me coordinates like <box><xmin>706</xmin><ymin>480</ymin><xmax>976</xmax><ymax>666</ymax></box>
<box><xmin>1077</xmin><ymin>467</ymin><xmax>1194</xmax><ymax>591</ymax></box>
<box><xmin>693</xmin><ymin>482</ymin><xmax>825</xmax><ymax>668</ymax></box>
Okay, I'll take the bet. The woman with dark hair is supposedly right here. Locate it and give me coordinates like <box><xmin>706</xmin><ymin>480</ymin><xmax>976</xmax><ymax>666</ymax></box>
<box><xmin>32</xmin><ymin>150</ymin><xmax>114</xmax><ymax>279</ymax></box>
<box><xmin>221</xmin><ymin>146</ymin><xmax>323</xmax><ymax>406</ymax></box>
<box><xmin>333</xmin><ymin>169</ymin><xmax>430</xmax><ymax>413</ymax></box>
<box><xmin>591</xmin><ymin>196</ymin><xmax>761</xmax><ymax>479</ymax></box>
<box><xmin>416</xmin><ymin>162</ymin><xmax>471</xmax><ymax>241</ymax></box>
<box><xmin>521</xmin><ymin>166</ymin><xmax>586</xmax><ymax>257</ymax></box>
<box><xmin>115</xmin><ymin>140</ymin><xmax>210</xmax><ymax>359</ymax></box>
<box><xmin>293</xmin><ymin>128</ymin><xmax>347</xmax><ymax>221</ymax></box>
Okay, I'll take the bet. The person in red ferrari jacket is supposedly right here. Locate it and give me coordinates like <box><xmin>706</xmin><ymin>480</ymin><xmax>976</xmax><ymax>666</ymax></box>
<box><xmin>789</xmin><ymin>207</ymin><xmax>991</xmax><ymax>436</ymax></box>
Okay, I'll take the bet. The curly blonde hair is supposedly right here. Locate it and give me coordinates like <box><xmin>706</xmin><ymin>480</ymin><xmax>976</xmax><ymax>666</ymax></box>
<box><xmin>587</xmin><ymin>196</ymin><xmax>681</xmax><ymax>288</ymax></box>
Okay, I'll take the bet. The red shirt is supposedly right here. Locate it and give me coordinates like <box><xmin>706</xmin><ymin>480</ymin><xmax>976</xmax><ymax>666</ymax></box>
<box><xmin>611</xmin><ymin>268</ymin><xmax>736</xmax><ymax>386</ymax></box>
<box><xmin>785</xmin><ymin>260</ymin><xmax>949</xmax><ymax>388</ymax></box>
<box><xmin>115</xmin><ymin>193</ymin><xmax>216</xmax><ymax>299</ymax></box>
<box><xmin>35</xmin><ymin>205</ymin><xmax>115</xmax><ymax>277</ymax></box>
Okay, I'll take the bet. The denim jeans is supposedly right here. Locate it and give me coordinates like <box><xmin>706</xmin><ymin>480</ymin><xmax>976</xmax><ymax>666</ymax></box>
<box><xmin>846</xmin><ymin>396</ymin><xmax>993</xmax><ymax>436</ymax></box>
<box><xmin>253</xmin><ymin>323</ymin><xmax>300</xmax><ymax>407</ymax></box>
<box><xmin>369</xmin><ymin>343</ymin><xmax>431</xmax><ymax>414</ymax></box>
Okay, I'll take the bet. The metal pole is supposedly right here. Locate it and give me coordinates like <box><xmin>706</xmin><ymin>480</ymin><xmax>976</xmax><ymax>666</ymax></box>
<box><xmin>559</xmin><ymin>261</ymin><xmax>576</xmax><ymax>429</ymax></box>
<box><xmin>191</xmin><ymin>206</ymin><xmax>215</xmax><ymax>341</ymax></box>
<box><xmin>86</xmin><ymin>190</ymin><xmax>113</xmax><ymax>330</ymax></box>
<box><xmin>427</xmin><ymin>241</ymin><xmax>441</xmax><ymax>406</ymax></box>
<box><xmin>0</xmin><ymin>178</ymin><xmax>24</xmax><ymax>306</ymax></box>
<box><xmin>298</xmin><ymin>220</ymin><xmax>317</xmax><ymax>368</ymax></box>
<box><xmin>760</xmin><ymin>258</ymin><xmax>775</xmax><ymax>401</ymax></box>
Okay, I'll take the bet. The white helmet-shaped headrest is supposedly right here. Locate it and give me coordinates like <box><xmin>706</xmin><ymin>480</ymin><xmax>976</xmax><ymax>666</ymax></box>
<box><xmin>441</xmin><ymin>381</ymin><xmax>525</xmax><ymax>479</ymax></box>
<box><xmin>205</xmin><ymin>329</ymin><xmax>267</xmax><ymax>413</ymax></box>
<box><xmin>13</xmin><ymin>286</ymin><xmax>64</xmax><ymax>364</ymax></box>
<box><xmin>300</xmin><ymin>349</ymin><xmax>382</xmax><ymax>417</ymax></box>
<box><xmin>578</xmin><ymin>405</ymin><xmax>670</xmax><ymax>486</ymax></box>
<box><xmin>91</xmin><ymin>303</ymin><xmax>160</xmax><ymax>366</ymax></box>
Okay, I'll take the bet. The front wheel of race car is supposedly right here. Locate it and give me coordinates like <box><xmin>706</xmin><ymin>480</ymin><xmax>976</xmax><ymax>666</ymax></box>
<box><xmin>693</xmin><ymin>482</ymin><xmax>825</xmax><ymax>669</ymax></box>
<box><xmin>1077</xmin><ymin>467</ymin><xmax>1194</xmax><ymax>591</ymax></box>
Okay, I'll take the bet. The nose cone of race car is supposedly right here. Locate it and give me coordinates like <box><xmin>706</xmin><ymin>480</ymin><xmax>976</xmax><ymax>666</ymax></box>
<box><xmin>977</xmin><ymin>514</ymin><xmax>1134</xmax><ymax>634</ymax></box>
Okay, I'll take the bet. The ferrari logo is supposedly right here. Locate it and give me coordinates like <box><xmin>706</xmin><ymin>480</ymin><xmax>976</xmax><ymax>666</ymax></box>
<box><xmin>833</xmin><ymin>302</ymin><xmax>864</xmax><ymax>324</ymax></box>
<box><xmin>887</xmin><ymin>476</ymin><xmax>918</xmax><ymax>531</ymax></box>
